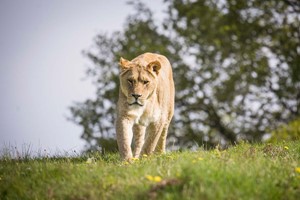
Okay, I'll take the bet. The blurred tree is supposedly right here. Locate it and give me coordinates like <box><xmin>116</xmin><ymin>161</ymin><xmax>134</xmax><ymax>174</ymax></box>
<box><xmin>268</xmin><ymin>118</ymin><xmax>300</xmax><ymax>143</ymax></box>
<box><xmin>166</xmin><ymin>0</ymin><xmax>299</xmax><ymax>146</ymax></box>
<box><xmin>69</xmin><ymin>0</ymin><xmax>299</xmax><ymax>152</ymax></box>
<box><xmin>69</xmin><ymin>2</ymin><xmax>188</xmax><ymax>152</ymax></box>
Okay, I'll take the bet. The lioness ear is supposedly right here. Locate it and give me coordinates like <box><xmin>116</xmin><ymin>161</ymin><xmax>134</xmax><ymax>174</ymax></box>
<box><xmin>119</xmin><ymin>57</ymin><xmax>130</xmax><ymax>70</ymax></box>
<box><xmin>147</xmin><ymin>60</ymin><xmax>161</xmax><ymax>75</ymax></box>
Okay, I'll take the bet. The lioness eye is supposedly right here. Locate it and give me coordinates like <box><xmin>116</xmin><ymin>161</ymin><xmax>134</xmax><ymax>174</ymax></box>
<box><xmin>143</xmin><ymin>80</ymin><xmax>149</xmax><ymax>85</ymax></box>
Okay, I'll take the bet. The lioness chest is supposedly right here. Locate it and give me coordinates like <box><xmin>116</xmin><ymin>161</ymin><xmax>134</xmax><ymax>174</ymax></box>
<box><xmin>127</xmin><ymin>104</ymin><xmax>160</xmax><ymax>126</ymax></box>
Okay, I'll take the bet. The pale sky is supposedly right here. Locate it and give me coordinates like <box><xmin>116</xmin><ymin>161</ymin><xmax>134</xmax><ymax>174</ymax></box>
<box><xmin>0</xmin><ymin>0</ymin><xmax>164</xmax><ymax>156</ymax></box>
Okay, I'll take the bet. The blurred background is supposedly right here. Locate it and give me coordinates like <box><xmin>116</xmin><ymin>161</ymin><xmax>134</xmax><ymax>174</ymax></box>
<box><xmin>0</xmin><ymin>0</ymin><xmax>299</xmax><ymax>156</ymax></box>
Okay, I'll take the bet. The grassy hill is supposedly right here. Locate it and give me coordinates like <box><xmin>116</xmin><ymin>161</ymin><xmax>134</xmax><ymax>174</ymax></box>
<box><xmin>1</xmin><ymin>141</ymin><xmax>299</xmax><ymax>200</ymax></box>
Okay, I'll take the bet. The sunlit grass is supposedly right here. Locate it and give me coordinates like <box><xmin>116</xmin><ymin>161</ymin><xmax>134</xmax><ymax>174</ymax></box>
<box><xmin>0</xmin><ymin>141</ymin><xmax>299</xmax><ymax>199</ymax></box>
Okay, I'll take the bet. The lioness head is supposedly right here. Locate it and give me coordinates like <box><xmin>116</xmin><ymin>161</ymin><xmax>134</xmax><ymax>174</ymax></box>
<box><xmin>119</xmin><ymin>57</ymin><xmax>161</xmax><ymax>107</ymax></box>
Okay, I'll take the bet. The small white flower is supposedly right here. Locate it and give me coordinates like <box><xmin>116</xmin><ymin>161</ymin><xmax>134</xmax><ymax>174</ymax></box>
<box><xmin>86</xmin><ymin>157</ymin><xmax>95</xmax><ymax>164</ymax></box>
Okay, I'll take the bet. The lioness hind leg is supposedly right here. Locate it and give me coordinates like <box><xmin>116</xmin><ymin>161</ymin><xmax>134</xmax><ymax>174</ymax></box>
<box><xmin>133</xmin><ymin>124</ymin><xmax>146</xmax><ymax>158</ymax></box>
<box><xmin>154</xmin><ymin>125</ymin><xmax>168</xmax><ymax>153</ymax></box>
<box><xmin>141</xmin><ymin>123</ymin><xmax>164</xmax><ymax>155</ymax></box>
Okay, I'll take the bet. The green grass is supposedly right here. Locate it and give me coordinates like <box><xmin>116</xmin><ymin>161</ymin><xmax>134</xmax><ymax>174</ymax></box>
<box><xmin>1</xmin><ymin>141</ymin><xmax>299</xmax><ymax>200</ymax></box>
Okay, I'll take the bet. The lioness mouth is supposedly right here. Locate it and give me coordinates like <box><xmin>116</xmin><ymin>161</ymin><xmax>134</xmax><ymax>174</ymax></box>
<box><xmin>129</xmin><ymin>102</ymin><xmax>143</xmax><ymax>106</ymax></box>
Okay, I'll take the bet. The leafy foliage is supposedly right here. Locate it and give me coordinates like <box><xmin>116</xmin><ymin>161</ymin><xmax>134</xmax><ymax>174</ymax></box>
<box><xmin>69</xmin><ymin>2</ymin><xmax>186</xmax><ymax>151</ymax></box>
<box><xmin>69</xmin><ymin>0</ymin><xmax>299</xmax><ymax>151</ymax></box>
<box><xmin>268</xmin><ymin>118</ymin><xmax>300</xmax><ymax>142</ymax></box>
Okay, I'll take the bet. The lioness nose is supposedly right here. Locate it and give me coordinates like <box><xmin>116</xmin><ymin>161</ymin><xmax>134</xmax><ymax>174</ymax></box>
<box><xmin>132</xmin><ymin>94</ymin><xmax>142</xmax><ymax>99</ymax></box>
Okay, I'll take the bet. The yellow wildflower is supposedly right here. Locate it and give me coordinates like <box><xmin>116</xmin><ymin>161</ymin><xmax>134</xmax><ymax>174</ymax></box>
<box><xmin>192</xmin><ymin>157</ymin><xmax>204</xmax><ymax>163</ymax></box>
<box><xmin>153</xmin><ymin>176</ymin><xmax>162</xmax><ymax>182</ymax></box>
<box><xmin>145</xmin><ymin>175</ymin><xmax>154</xmax><ymax>181</ymax></box>
<box><xmin>295</xmin><ymin>167</ymin><xmax>300</xmax><ymax>173</ymax></box>
<box><xmin>131</xmin><ymin>157</ymin><xmax>139</xmax><ymax>161</ymax></box>
<box><xmin>145</xmin><ymin>175</ymin><xmax>162</xmax><ymax>182</ymax></box>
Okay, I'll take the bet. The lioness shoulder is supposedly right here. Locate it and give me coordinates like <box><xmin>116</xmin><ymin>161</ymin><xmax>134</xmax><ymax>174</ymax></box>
<box><xmin>116</xmin><ymin>52</ymin><xmax>175</xmax><ymax>160</ymax></box>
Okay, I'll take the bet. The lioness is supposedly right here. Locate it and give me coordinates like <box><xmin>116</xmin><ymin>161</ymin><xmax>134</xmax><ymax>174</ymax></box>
<box><xmin>116</xmin><ymin>52</ymin><xmax>175</xmax><ymax>160</ymax></box>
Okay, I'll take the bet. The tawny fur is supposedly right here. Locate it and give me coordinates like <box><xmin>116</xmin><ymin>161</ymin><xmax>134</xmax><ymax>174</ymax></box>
<box><xmin>116</xmin><ymin>53</ymin><xmax>175</xmax><ymax>160</ymax></box>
